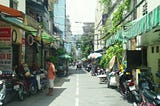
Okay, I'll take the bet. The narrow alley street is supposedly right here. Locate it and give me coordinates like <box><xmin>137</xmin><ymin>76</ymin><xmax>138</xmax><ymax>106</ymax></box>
<box><xmin>6</xmin><ymin>66</ymin><xmax>132</xmax><ymax>106</ymax></box>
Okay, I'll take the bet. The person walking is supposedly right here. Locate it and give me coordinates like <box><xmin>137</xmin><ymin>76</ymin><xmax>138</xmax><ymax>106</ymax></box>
<box><xmin>46</xmin><ymin>59</ymin><xmax>56</xmax><ymax>96</ymax></box>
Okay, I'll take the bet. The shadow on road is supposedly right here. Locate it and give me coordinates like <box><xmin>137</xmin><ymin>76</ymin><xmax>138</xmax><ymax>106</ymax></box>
<box><xmin>55</xmin><ymin>76</ymin><xmax>70</xmax><ymax>87</ymax></box>
<box><xmin>5</xmin><ymin>87</ymin><xmax>66</xmax><ymax>106</ymax></box>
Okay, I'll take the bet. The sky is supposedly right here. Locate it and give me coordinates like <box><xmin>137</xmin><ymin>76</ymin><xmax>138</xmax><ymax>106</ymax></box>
<box><xmin>66</xmin><ymin>0</ymin><xmax>97</xmax><ymax>34</ymax></box>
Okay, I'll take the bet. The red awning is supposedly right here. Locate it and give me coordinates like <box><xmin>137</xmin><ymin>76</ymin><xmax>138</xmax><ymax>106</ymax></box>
<box><xmin>0</xmin><ymin>4</ymin><xmax>24</xmax><ymax>18</ymax></box>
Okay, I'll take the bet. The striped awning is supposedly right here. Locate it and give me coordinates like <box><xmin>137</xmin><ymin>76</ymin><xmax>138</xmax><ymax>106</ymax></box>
<box><xmin>105</xmin><ymin>5</ymin><xmax>160</xmax><ymax>48</ymax></box>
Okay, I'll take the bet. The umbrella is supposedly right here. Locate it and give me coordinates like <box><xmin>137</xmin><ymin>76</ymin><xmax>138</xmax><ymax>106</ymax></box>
<box><xmin>109</xmin><ymin>55</ymin><xmax>116</xmax><ymax>70</ymax></box>
<box><xmin>59</xmin><ymin>54</ymin><xmax>72</xmax><ymax>59</ymax></box>
<box><xmin>88</xmin><ymin>53</ymin><xmax>102</xmax><ymax>59</ymax></box>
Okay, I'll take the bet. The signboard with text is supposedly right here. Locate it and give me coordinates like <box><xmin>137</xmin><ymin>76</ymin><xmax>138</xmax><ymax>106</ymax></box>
<box><xmin>0</xmin><ymin>48</ymin><xmax>12</xmax><ymax>71</ymax></box>
<box><xmin>0</xmin><ymin>27</ymin><xmax>11</xmax><ymax>47</ymax></box>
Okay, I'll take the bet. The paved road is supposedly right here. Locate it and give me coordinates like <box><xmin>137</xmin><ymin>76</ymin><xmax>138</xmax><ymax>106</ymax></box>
<box><xmin>6</xmin><ymin>66</ymin><xmax>132</xmax><ymax>106</ymax></box>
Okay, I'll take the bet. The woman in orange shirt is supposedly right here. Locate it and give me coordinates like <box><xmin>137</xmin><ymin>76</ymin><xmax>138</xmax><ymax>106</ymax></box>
<box><xmin>46</xmin><ymin>59</ymin><xmax>56</xmax><ymax>96</ymax></box>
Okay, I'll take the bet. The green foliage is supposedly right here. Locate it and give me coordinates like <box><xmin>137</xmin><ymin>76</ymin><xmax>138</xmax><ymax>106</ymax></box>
<box><xmin>100</xmin><ymin>0</ymin><xmax>131</xmax><ymax>35</ymax></box>
<box><xmin>99</xmin><ymin>0</ymin><xmax>112</xmax><ymax>12</ymax></box>
<box><xmin>57</xmin><ymin>48</ymin><xmax>66</xmax><ymax>55</ymax></box>
<box><xmin>80</xmin><ymin>34</ymin><xmax>94</xmax><ymax>58</ymax></box>
<box><xmin>99</xmin><ymin>42</ymin><xmax>124</xmax><ymax>68</ymax></box>
<box><xmin>98</xmin><ymin>0</ymin><xmax>131</xmax><ymax>68</ymax></box>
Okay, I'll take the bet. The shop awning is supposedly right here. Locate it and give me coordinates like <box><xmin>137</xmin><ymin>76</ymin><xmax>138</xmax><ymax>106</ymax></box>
<box><xmin>105</xmin><ymin>5</ymin><xmax>160</xmax><ymax>48</ymax></box>
<box><xmin>106</xmin><ymin>30</ymin><xmax>123</xmax><ymax>47</ymax></box>
<box><xmin>0</xmin><ymin>4</ymin><xmax>24</xmax><ymax>19</ymax></box>
<box><xmin>0</xmin><ymin>14</ymin><xmax>36</xmax><ymax>32</ymax></box>
<box><xmin>41</xmin><ymin>31</ymin><xmax>56</xmax><ymax>43</ymax></box>
<box><xmin>124</xmin><ymin>6</ymin><xmax>160</xmax><ymax>39</ymax></box>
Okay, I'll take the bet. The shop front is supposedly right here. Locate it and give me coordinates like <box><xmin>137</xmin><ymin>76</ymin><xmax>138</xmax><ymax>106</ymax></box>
<box><xmin>0</xmin><ymin>20</ymin><xmax>24</xmax><ymax>71</ymax></box>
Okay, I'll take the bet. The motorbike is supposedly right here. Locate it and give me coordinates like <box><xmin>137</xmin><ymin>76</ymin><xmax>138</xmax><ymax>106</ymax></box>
<box><xmin>140</xmin><ymin>88</ymin><xmax>160</xmax><ymax>106</ymax></box>
<box><xmin>16</xmin><ymin>64</ymin><xmax>38</xmax><ymax>101</ymax></box>
<box><xmin>86</xmin><ymin>64</ymin><xmax>92</xmax><ymax>72</ymax></box>
<box><xmin>17</xmin><ymin>72</ymin><xmax>38</xmax><ymax>101</ymax></box>
<box><xmin>96</xmin><ymin>68</ymin><xmax>107</xmax><ymax>83</ymax></box>
<box><xmin>76</xmin><ymin>63</ymin><xmax>82</xmax><ymax>70</ymax></box>
<box><xmin>138</xmin><ymin>70</ymin><xmax>160</xmax><ymax>106</ymax></box>
<box><xmin>119</xmin><ymin>71</ymin><xmax>140</xmax><ymax>105</ymax></box>
<box><xmin>33</xmin><ymin>68</ymin><xmax>48</xmax><ymax>91</ymax></box>
<box><xmin>106</xmin><ymin>70</ymin><xmax>118</xmax><ymax>88</ymax></box>
<box><xmin>0</xmin><ymin>70</ymin><xmax>24</xmax><ymax>105</ymax></box>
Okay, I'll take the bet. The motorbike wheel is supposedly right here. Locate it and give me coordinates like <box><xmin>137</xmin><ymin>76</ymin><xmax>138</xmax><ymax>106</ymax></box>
<box><xmin>18</xmin><ymin>85</ymin><xmax>24</xmax><ymax>101</ymax></box>
<box><xmin>29</xmin><ymin>83</ymin><xmax>38</xmax><ymax>95</ymax></box>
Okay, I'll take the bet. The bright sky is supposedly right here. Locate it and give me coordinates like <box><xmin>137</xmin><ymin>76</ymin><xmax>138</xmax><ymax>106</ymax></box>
<box><xmin>66</xmin><ymin>0</ymin><xmax>97</xmax><ymax>34</ymax></box>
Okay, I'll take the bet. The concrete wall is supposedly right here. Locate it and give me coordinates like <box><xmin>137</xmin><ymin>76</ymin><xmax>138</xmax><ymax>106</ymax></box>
<box><xmin>148</xmin><ymin>45</ymin><xmax>160</xmax><ymax>83</ymax></box>
<box><xmin>136</xmin><ymin>0</ymin><xmax>160</xmax><ymax>86</ymax></box>
<box><xmin>0</xmin><ymin>0</ymin><xmax>25</xmax><ymax>13</ymax></box>
<box><xmin>0</xmin><ymin>0</ymin><xmax>9</xmax><ymax>6</ymax></box>
<box><xmin>137</xmin><ymin>0</ymin><xmax>160</xmax><ymax>18</ymax></box>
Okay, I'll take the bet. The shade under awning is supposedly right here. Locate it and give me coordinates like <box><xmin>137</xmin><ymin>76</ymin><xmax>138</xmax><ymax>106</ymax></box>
<box><xmin>0</xmin><ymin>4</ymin><xmax>24</xmax><ymax>18</ymax></box>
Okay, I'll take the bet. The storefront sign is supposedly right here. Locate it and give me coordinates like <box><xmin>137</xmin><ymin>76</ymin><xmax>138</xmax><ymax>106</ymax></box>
<box><xmin>0</xmin><ymin>48</ymin><xmax>12</xmax><ymax>71</ymax></box>
<box><xmin>0</xmin><ymin>27</ymin><xmax>11</xmax><ymax>47</ymax></box>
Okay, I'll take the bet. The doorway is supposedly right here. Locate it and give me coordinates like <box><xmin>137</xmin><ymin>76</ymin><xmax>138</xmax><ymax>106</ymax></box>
<box><xmin>12</xmin><ymin>44</ymin><xmax>20</xmax><ymax>68</ymax></box>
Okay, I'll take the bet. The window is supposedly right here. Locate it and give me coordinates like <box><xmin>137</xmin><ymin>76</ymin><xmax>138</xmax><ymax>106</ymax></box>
<box><xmin>156</xmin><ymin>46</ymin><xmax>159</xmax><ymax>53</ymax></box>
<box><xmin>142</xmin><ymin>2</ymin><xmax>148</xmax><ymax>15</ymax></box>
<box><xmin>151</xmin><ymin>47</ymin><xmax>154</xmax><ymax>53</ymax></box>
<box><xmin>10</xmin><ymin>0</ymin><xmax>18</xmax><ymax>9</ymax></box>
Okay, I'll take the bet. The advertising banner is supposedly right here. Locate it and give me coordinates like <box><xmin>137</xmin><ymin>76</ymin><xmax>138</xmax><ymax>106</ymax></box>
<box><xmin>0</xmin><ymin>48</ymin><xmax>12</xmax><ymax>71</ymax></box>
<box><xmin>0</xmin><ymin>27</ymin><xmax>11</xmax><ymax>48</ymax></box>
<box><xmin>0</xmin><ymin>28</ymin><xmax>12</xmax><ymax>71</ymax></box>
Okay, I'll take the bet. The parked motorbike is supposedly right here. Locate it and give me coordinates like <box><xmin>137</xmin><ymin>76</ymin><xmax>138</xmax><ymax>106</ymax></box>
<box><xmin>0</xmin><ymin>70</ymin><xmax>24</xmax><ymax>105</ymax></box>
<box><xmin>86</xmin><ymin>64</ymin><xmax>92</xmax><ymax>72</ymax></box>
<box><xmin>17</xmin><ymin>72</ymin><xmax>38</xmax><ymax>101</ymax></box>
<box><xmin>16</xmin><ymin>64</ymin><xmax>38</xmax><ymax>101</ymax></box>
<box><xmin>140</xmin><ymin>88</ymin><xmax>160</xmax><ymax>106</ymax></box>
<box><xmin>138</xmin><ymin>70</ymin><xmax>160</xmax><ymax>106</ymax></box>
<box><xmin>106</xmin><ymin>70</ymin><xmax>118</xmax><ymax>88</ymax></box>
<box><xmin>33</xmin><ymin>68</ymin><xmax>48</xmax><ymax>91</ymax></box>
<box><xmin>96</xmin><ymin>68</ymin><xmax>107</xmax><ymax>83</ymax></box>
<box><xmin>119</xmin><ymin>71</ymin><xmax>140</xmax><ymax>105</ymax></box>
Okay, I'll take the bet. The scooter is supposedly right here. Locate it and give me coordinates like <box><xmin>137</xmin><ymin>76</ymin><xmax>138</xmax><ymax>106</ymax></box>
<box><xmin>17</xmin><ymin>72</ymin><xmax>38</xmax><ymax>101</ymax></box>
<box><xmin>138</xmin><ymin>71</ymin><xmax>160</xmax><ymax>106</ymax></box>
<box><xmin>119</xmin><ymin>71</ymin><xmax>140</xmax><ymax>105</ymax></box>
<box><xmin>0</xmin><ymin>70</ymin><xmax>24</xmax><ymax>105</ymax></box>
<box><xmin>16</xmin><ymin>64</ymin><xmax>38</xmax><ymax>101</ymax></box>
<box><xmin>140</xmin><ymin>88</ymin><xmax>160</xmax><ymax>106</ymax></box>
<box><xmin>97</xmin><ymin>68</ymin><xmax>107</xmax><ymax>83</ymax></box>
<box><xmin>125</xmin><ymin>79</ymin><xmax>140</xmax><ymax>105</ymax></box>
<box><xmin>33</xmin><ymin>68</ymin><xmax>48</xmax><ymax>91</ymax></box>
<box><xmin>86</xmin><ymin>64</ymin><xmax>92</xmax><ymax>72</ymax></box>
<box><xmin>106</xmin><ymin>70</ymin><xmax>118</xmax><ymax>88</ymax></box>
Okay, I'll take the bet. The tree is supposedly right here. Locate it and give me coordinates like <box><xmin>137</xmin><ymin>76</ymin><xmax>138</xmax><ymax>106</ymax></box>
<box><xmin>80</xmin><ymin>33</ymin><xmax>94</xmax><ymax>58</ymax></box>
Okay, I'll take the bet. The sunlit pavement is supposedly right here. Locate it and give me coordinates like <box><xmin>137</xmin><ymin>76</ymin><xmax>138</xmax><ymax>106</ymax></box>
<box><xmin>6</xmin><ymin>66</ymin><xmax>132</xmax><ymax>106</ymax></box>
